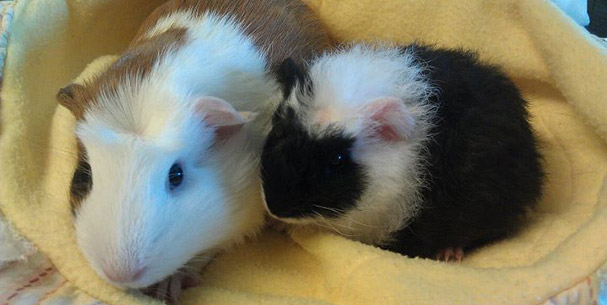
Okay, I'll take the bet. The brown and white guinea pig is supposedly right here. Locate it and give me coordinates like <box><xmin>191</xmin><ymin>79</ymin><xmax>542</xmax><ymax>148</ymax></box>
<box><xmin>260</xmin><ymin>44</ymin><xmax>544</xmax><ymax>261</ymax></box>
<box><xmin>56</xmin><ymin>0</ymin><xmax>331</xmax><ymax>294</ymax></box>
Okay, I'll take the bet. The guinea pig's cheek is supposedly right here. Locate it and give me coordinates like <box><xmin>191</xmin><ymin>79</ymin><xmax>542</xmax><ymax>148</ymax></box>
<box><xmin>264</xmin><ymin>200</ymin><xmax>314</xmax><ymax>222</ymax></box>
<box><xmin>74</xmin><ymin>229</ymin><xmax>110</xmax><ymax>286</ymax></box>
<box><xmin>263</xmin><ymin>199</ymin><xmax>294</xmax><ymax>220</ymax></box>
<box><xmin>263</xmin><ymin>202</ymin><xmax>286</xmax><ymax>219</ymax></box>
<box><xmin>260</xmin><ymin>183</ymin><xmax>282</xmax><ymax>214</ymax></box>
<box><xmin>272</xmin><ymin>215</ymin><xmax>318</xmax><ymax>225</ymax></box>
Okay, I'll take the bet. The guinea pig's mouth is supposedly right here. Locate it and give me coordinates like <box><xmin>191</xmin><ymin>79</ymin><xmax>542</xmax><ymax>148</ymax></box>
<box><xmin>97</xmin><ymin>266</ymin><xmax>153</xmax><ymax>290</ymax></box>
<box><xmin>259</xmin><ymin>185</ymin><xmax>326</xmax><ymax>223</ymax></box>
<box><xmin>265</xmin><ymin>202</ymin><xmax>329</xmax><ymax>224</ymax></box>
<box><xmin>263</xmin><ymin>200</ymin><xmax>315</xmax><ymax>223</ymax></box>
<box><xmin>269</xmin><ymin>213</ymin><xmax>318</xmax><ymax>224</ymax></box>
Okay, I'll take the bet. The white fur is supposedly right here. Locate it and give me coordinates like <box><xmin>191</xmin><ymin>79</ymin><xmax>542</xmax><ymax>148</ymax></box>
<box><xmin>278</xmin><ymin>45</ymin><xmax>436</xmax><ymax>245</ymax></box>
<box><xmin>75</xmin><ymin>10</ymin><xmax>275</xmax><ymax>288</ymax></box>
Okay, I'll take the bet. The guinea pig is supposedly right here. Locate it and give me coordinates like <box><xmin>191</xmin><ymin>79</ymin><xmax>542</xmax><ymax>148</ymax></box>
<box><xmin>260</xmin><ymin>44</ymin><xmax>543</xmax><ymax>261</ymax></box>
<box><xmin>55</xmin><ymin>0</ymin><xmax>332</xmax><ymax>299</ymax></box>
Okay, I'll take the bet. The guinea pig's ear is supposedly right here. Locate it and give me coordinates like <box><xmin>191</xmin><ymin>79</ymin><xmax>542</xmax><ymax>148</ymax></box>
<box><xmin>195</xmin><ymin>97</ymin><xmax>253</xmax><ymax>141</ymax></box>
<box><xmin>275</xmin><ymin>57</ymin><xmax>306</xmax><ymax>99</ymax></box>
<box><xmin>361</xmin><ymin>97</ymin><xmax>416</xmax><ymax>142</ymax></box>
<box><xmin>56</xmin><ymin>83</ymin><xmax>88</xmax><ymax>119</ymax></box>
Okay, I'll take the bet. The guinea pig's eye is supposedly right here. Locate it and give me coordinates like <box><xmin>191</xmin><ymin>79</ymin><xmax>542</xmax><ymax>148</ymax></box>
<box><xmin>168</xmin><ymin>163</ymin><xmax>184</xmax><ymax>189</ymax></box>
<box><xmin>326</xmin><ymin>151</ymin><xmax>349</xmax><ymax>172</ymax></box>
<box><xmin>330</xmin><ymin>153</ymin><xmax>344</xmax><ymax>167</ymax></box>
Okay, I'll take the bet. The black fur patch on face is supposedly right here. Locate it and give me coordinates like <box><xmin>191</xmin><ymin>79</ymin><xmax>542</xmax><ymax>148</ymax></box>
<box><xmin>261</xmin><ymin>106</ymin><xmax>368</xmax><ymax>219</ymax></box>
<box><xmin>70</xmin><ymin>141</ymin><xmax>92</xmax><ymax>215</ymax></box>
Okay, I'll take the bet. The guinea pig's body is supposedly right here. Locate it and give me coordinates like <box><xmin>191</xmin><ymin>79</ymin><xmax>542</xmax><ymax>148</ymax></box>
<box><xmin>261</xmin><ymin>44</ymin><xmax>543</xmax><ymax>260</ymax></box>
<box><xmin>56</xmin><ymin>0</ymin><xmax>331</xmax><ymax>295</ymax></box>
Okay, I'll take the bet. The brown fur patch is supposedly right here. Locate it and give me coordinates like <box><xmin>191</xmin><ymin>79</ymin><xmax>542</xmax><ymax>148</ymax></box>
<box><xmin>133</xmin><ymin>0</ymin><xmax>334</xmax><ymax>69</ymax></box>
<box><xmin>58</xmin><ymin>28</ymin><xmax>187</xmax><ymax>121</ymax></box>
<box><xmin>56</xmin><ymin>83</ymin><xmax>91</xmax><ymax>120</ymax></box>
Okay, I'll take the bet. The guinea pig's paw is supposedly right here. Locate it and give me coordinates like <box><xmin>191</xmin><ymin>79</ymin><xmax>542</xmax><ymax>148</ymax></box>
<box><xmin>142</xmin><ymin>272</ymin><xmax>201</xmax><ymax>304</ymax></box>
<box><xmin>141</xmin><ymin>276</ymin><xmax>181</xmax><ymax>304</ymax></box>
<box><xmin>435</xmin><ymin>247</ymin><xmax>464</xmax><ymax>262</ymax></box>
<box><xmin>266</xmin><ymin>217</ymin><xmax>292</xmax><ymax>233</ymax></box>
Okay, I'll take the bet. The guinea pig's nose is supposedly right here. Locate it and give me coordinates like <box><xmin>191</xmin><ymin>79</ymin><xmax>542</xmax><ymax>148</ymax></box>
<box><xmin>103</xmin><ymin>265</ymin><xmax>146</xmax><ymax>283</ymax></box>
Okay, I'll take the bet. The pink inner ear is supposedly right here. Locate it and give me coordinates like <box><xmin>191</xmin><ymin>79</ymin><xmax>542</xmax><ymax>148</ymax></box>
<box><xmin>365</xmin><ymin>97</ymin><xmax>415</xmax><ymax>142</ymax></box>
<box><xmin>195</xmin><ymin>97</ymin><xmax>246</xmax><ymax>140</ymax></box>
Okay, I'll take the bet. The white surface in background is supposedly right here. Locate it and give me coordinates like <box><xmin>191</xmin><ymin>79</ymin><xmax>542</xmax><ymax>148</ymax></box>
<box><xmin>0</xmin><ymin>0</ymin><xmax>15</xmax><ymax>80</ymax></box>
<box><xmin>551</xmin><ymin>0</ymin><xmax>590</xmax><ymax>26</ymax></box>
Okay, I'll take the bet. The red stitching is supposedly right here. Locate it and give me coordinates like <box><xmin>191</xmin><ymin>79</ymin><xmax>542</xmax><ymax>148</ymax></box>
<box><xmin>0</xmin><ymin>261</ymin><xmax>18</xmax><ymax>274</ymax></box>
<box><xmin>0</xmin><ymin>265</ymin><xmax>56</xmax><ymax>304</ymax></box>
<box><xmin>34</xmin><ymin>280</ymin><xmax>68</xmax><ymax>305</ymax></box>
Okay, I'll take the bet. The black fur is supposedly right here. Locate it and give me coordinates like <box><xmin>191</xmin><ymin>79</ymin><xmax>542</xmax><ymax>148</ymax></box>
<box><xmin>263</xmin><ymin>46</ymin><xmax>543</xmax><ymax>259</ymax></box>
<box><xmin>261</xmin><ymin>83</ymin><xmax>368</xmax><ymax>218</ymax></box>
<box><xmin>70</xmin><ymin>145</ymin><xmax>93</xmax><ymax>215</ymax></box>
<box><xmin>383</xmin><ymin>44</ymin><xmax>544</xmax><ymax>258</ymax></box>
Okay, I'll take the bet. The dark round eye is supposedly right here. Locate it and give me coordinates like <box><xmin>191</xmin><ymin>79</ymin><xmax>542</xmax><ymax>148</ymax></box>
<box><xmin>330</xmin><ymin>153</ymin><xmax>344</xmax><ymax>167</ymax></box>
<box><xmin>168</xmin><ymin>163</ymin><xmax>184</xmax><ymax>189</ymax></box>
<box><xmin>325</xmin><ymin>152</ymin><xmax>349</xmax><ymax>175</ymax></box>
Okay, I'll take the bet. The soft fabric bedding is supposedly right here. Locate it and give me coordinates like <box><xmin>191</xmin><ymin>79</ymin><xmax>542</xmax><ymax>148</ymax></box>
<box><xmin>0</xmin><ymin>0</ymin><xmax>606</xmax><ymax>304</ymax></box>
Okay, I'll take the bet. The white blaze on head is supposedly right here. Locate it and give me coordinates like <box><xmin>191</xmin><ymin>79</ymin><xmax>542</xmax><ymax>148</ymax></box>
<box><xmin>75</xmin><ymin>93</ymin><xmax>263</xmax><ymax>288</ymax></box>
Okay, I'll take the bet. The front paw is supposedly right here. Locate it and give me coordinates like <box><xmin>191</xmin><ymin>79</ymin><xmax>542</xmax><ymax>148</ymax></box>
<box><xmin>435</xmin><ymin>247</ymin><xmax>465</xmax><ymax>262</ymax></box>
<box><xmin>141</xmin><ymin>256</ymin><xmax>212</xmax><ymax>304</ymax></box>
<box><xmin>141</xmin><ymin>273</ymin><xmax>197</xmax><ymax>304</ymax></box>
<box><xmin>266</xmin><ymin>216</ymin><xmax>292</xmax><ymax>233</ymax></box>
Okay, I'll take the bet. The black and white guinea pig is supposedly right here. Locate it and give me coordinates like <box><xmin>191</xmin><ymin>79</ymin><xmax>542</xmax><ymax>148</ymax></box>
<box><xmin>260</xmin><ymin>44</ymin><xmax>543</xmax><ymax>260</ymax></box>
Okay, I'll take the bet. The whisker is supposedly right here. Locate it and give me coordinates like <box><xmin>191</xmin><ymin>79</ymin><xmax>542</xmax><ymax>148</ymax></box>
<box><xmin>312</xmin><ymin>204</ymin><xmax>375</xmax><ymax>229</ymax></box>
<box><xmin>311</xmin><ymin>211</ymin><xmax>357</xmax><ymax>237</ymax></box>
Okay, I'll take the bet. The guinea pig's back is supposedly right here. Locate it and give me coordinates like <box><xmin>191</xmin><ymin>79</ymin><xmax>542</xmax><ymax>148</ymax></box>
<box><xmin>387</xmin><ymin>45</ymin><xmax>544</xmax><ymax>258</ymax></box>
<box><xmin>133</xmin><ymin>0</ymin><xmax>333</xmax><ymax>69</ymax></box>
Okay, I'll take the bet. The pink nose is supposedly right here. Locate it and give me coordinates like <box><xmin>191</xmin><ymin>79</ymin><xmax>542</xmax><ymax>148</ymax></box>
<box><xmin>103</xmin><ymin>266</ymin><xmax>146</xmax><ymax>283</ymax></box>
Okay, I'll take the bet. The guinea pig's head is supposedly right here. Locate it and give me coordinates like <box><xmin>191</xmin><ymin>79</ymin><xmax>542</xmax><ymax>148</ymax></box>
<box><xmin>57</xmin><ymin>83</ymin><xmax>264</xmax><ymax>289</ymax></box>
<box><xmin>261</xmin><ymin>52</ymin><xmax>427</xmax><ymax>229</ymax></box>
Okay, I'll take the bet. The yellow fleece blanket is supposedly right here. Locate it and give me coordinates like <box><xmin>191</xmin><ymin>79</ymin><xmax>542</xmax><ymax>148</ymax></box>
<box><xmin>1</xmin><ymin>0</ymin><xmax>607</xmax><ymax>304</ymax></box>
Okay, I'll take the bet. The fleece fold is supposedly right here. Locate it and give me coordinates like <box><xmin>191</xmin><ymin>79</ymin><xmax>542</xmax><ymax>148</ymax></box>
<box><xmin>0</xmin><ymin>0</ymin><xmax>606</xmax><ymax>304</ymax></box>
